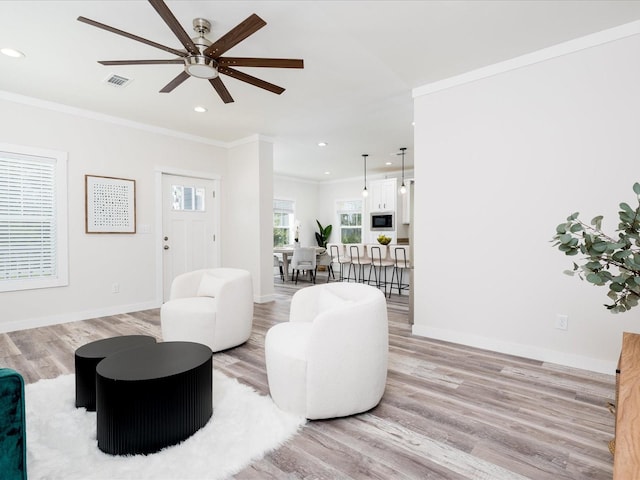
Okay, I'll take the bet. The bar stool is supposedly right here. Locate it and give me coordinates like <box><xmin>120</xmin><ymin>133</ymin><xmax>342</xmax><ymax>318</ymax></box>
<box><xmin>327</xmin><ymin>244</ymin><xmax>349</xmax><ymax>281</ymax></box>
<box><xmin>367</xmin><ymin>244</ymin><xmax>394</xmax><ymax>293</ymax></box>
<box><xmin>347</xmin><ymin>244</ymin><xmax>371</xmax><ymax>283</ymax></box>
<box><xmin>389</xmin><ymin>246</ymin><xmax>411</xmax><ymax>297</ymax></box>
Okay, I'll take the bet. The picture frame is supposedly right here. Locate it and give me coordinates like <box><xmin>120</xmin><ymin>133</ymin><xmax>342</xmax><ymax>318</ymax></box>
<box><xmin>85</xmin><ymin>175</ymin><xmax>136</xmax><ymax>234</ymax></box>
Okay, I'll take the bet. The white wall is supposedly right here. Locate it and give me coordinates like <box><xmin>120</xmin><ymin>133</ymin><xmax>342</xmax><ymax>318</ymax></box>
<box><xmin>412</xmin><ymin>27</ymin><xmax>640</xmax><ymax>373</ymax></box>
<box><xmin>0</xmin><ymin>96</ymin><xmax>235</xmax><ymax>332</ymax></box>
<box><xmin>225</xmin><ymin>137</ymin><xmax>275</xmax><ymax>303</ymax></box>
<box><xmin>274</xmin><ymin>176</ymin><xmax>319</xmax><ymax>246</ymax></box>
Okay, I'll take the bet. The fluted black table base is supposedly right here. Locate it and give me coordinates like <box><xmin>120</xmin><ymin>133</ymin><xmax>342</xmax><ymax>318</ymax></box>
<box><xmin>96</xmin><ymin>342</ymin><xmax>213</xmax><ymax>455</ymax></box>
<box><xmin>75</xmin><ymin>335</ymin><xmax>157</xmax><ymax>411</ymax></box>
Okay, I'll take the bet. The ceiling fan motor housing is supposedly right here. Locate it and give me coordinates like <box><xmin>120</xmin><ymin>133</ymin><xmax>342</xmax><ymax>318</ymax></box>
<box><xmin>184</xmin><ymin>18</ymin><xmax>218</xmax><ymax>79</ymax></box>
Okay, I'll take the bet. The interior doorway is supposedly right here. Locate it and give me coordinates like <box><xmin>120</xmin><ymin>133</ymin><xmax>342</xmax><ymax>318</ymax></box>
<box><xmin>161</xmin><ymin>173</ymin><xmax>219</xmax><ymax>301</ymax></box>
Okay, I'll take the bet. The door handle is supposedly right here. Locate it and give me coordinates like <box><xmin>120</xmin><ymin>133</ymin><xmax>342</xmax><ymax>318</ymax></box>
<box><xmin>164</xmin><ymin>245</ymin><xmax>170</xmax><ymax>250</ymax></box>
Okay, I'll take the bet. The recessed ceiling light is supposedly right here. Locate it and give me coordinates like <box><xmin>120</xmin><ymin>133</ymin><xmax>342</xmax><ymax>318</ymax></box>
<box><xmin>1</xmin><ymin>48</ymin><xmax>25</xmax><ymax>58</ymax></box>
<box><xmin>324</xmin><ymin>171</ymin><xmax>331</xmax><ymax>175</ymax></box>
<box><xmin>194</xmin><ymin>106</ymin><xmax>207</xmax><ymax>113</ymax></box>
<box><xmin>317</xmin><ymin>141</ymin><xmax>328</xmax><ymax>147</ymax></box>
<box><xmin>385</xmin><ymin>162</ymin><xmax>393</xmax><ymax>166</ymax></box>
<box><xmin>412</xmin><ymin>121</ymin><xmax>415</xmax><ymax>126</ymax></box>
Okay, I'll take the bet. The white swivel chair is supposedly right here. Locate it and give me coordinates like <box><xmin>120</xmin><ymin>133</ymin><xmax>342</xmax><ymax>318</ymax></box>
<box><xmin>291</xmin><ymin>246</ymin><xmax>317</xmax><ymax>284</ymax></box>
<box><xmin>265</xmin><ymin>283</ymin><xmax>389</xmax><ymax>419</ymax></box>
<box><xmin>161</xmin><ymin>268</ymin><xmax>253</xmax><ymax>352</ymax></box>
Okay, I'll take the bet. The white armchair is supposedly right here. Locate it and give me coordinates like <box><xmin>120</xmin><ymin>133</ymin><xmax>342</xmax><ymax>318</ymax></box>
<box><xmin>161</xmin><ymin>268</ymin><xmax>253</xmax><ymax>352</ymax></box>
<box><xmin>265</xmin><ymin>283</ymin><xmax>388</xmax><ymax>419</ymax></box>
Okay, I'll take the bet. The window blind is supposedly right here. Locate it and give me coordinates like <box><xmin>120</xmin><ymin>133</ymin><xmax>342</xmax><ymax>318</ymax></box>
<box><xmin>336</xmin><ymin>199</ymin><xmax>362</xmax><ymax>213</ymax></box>
<box><xmin>0</xmin><ymin>153</ymin><xmax>57</xmax><ymax>282</ymax></box>
<box><xmin>273</xmin><ymin>199</ymin><xmax>294</xmax><ymax>214</ymax></box>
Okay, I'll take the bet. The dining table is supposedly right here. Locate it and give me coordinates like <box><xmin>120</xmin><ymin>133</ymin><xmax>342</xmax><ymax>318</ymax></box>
<box><xmin>273</xmin><ymin>245</ymin><xmax>326</xmax><ymax>282</ymax></box>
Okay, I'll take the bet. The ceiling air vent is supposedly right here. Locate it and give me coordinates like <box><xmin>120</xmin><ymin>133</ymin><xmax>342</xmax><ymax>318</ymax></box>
<box><xmin>103</xmin><ymin>74</ymin><xmax>132</xmax><ymax>88</ymax></box>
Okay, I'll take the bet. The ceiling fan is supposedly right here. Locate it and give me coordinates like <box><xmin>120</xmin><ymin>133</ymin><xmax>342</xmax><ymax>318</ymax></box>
<box><xmin>77</xmin><ymin>0</ymin><xmax>304</xmax><ymax>104</ymax></box>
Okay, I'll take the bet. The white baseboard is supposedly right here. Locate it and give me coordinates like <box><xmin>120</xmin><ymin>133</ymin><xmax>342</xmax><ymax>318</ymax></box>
<box><xmin>412</xmin><ymin>324</ymin><xmax>617</xmax><ymax>375</ymax></box>
<box><xmin>0</xmin><ymin>301</ymin><xmax>161</xmax><ymax>334</ymax></box>
<box><xmin>255</xmin><ymin>293</ymin><xmax>276</xmax><ymax>304</ymax></box>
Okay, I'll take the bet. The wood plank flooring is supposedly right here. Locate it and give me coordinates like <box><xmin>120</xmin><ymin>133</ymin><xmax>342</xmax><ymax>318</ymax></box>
<box><xmin>0</xmin><ymin>276</ymin><xmax>616</xmax><ymax>479</ymax></box>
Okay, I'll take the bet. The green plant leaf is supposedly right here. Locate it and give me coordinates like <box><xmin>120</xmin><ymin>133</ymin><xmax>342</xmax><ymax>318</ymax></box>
<box><xmin>567</xmin><ymin>212</ymin><xmax>579</xmax><ymax>221</ymax></box>
<box><xmin>586</xmin><ymin>272</ymin><xmax>603</xmax><ymax>284</ymax></box>
<box><xmin>570</xmin><ymin>223</ymin><xmax>583</xmax><ymax>233</ymax></box>
<box><xmin>633</xmin><ymin>182</ymin><xmax>640</xmax><ymax>195</ymax></box>
<box><xmin>556</xmin><ymin>224</ymin><xmax>567</xmax><ymax>234</ymax></box>
<box><xmin>559</xmin><ymin>233</ymin><xmax>572</xmax><ymax>244</ymax></box>
<box><xmin>591</xmin><ymin>215</ymin><xmax>603</xmax><ymax>230</ymax></box>
<box><xmin>620</xmin><ymin>202</ymin><xmax>634</xmax><ymax>214</ymax></box>
<box><xmin>610</xmin><ymin>282</ymin><xmax>625</xmax><ymax>293</ymax></box>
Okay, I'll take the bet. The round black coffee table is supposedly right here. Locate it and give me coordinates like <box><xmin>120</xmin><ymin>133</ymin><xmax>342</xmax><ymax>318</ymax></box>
<box><xmin>96</xmin><ymin>341</ymin><xmax>213</xmax><ymax>455</ymax></box>
<box><xmin>75</xmin><ymin>335</ymin><xmax>157</xmax><ymax>411</ymax></box>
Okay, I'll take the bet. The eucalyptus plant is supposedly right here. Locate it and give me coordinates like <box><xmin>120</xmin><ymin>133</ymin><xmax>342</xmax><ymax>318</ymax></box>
<box><xmin>552</xmin><ymin>182</ymin><xmax>640</xmax><ymax>313</ymax></box>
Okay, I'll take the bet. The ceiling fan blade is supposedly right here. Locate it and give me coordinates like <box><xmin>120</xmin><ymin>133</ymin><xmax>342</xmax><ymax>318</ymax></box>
<box><xmin>160</xmin><ymin>71</ymin><xmax>190</xmax><ymax>93</ymax></box>
<box><xmin>99</xmin><ymin>59</ymin><xmax>184</xmax><ymax>66</ymax></box>
<box><xmin>147</xmin><ymin>0</ymin><xmax>200</xmax><ymax>56</ymax></box>
<box><xmin>218</xmin><ymin>57</ymin><xmax>304</xmax><ymax>69</ymax></box>
<box><xmin>209</xmin><ymin>77</ymin><xmax>234</xmax><ymax>104</ymax></box>
<box><xmin>203</xmin><ymin>14</ymin><xmax>267</xmax><ymax>59</ymax></box>
<box><xmin>219</xmin><ymin>66</ymin><xmax>285</xmax><ymax>95</ymax></box>
<box><xmin>77</xmin><ymin>16</ymin><xmax>186</xmax><ymax>57</ymax></box>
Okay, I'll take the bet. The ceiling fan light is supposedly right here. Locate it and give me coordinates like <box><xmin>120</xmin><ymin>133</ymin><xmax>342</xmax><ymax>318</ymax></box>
<box><xmin>185</xmin><ymin>56</ymin><xmax>218</xmax><ymax>79</ymax></box>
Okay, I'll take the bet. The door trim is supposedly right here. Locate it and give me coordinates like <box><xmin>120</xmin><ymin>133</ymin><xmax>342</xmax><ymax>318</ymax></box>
<box><xmin>154</xmin><ymin>167</ymin><xmax>222</xmax><ymax>304</ymax></box>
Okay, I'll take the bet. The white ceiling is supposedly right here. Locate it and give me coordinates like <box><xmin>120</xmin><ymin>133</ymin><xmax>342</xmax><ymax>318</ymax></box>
<box><xmin>2</xmin><ymin>1</ymin><xmax>640</xmax><ymax>181</ymax></box>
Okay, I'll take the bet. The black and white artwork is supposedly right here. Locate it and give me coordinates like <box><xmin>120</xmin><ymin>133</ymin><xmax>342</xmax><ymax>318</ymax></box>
<box><xmin>85</xmin><ymin>175</ymin><xmax>136</xmax><ymax>233</ymax></box>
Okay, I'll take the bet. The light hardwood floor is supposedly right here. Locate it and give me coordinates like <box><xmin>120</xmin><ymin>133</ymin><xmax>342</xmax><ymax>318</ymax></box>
<box><xmin>1</xmin><ymin>275</ymin><xmax>616</xmax><ymax>479</ymax></box>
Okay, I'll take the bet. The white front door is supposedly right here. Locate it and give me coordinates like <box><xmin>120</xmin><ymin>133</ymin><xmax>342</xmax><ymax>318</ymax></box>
<box><xmin>162</xmin><ymin>174</ymin><xmax>219</xmax><ymax>301</ymax></box>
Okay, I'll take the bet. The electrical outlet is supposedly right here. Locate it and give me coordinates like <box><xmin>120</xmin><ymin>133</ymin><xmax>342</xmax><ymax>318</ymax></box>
<box><xmin>111</xmin><ymin>282</ymin><xmax>120</xmax><ymax>294</ymax></box>
<box><xmin>555</xmin><ymin>314</ymin><xmax>568</xmax><ymax>330</ymax></box>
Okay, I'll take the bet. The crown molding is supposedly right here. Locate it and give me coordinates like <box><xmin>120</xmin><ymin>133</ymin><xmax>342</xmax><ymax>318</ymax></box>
<box><xmin>413</xmin><ymin>19</ymin><xmax>640</xmax><ymax>98</ymax></box>
<box><xmin>0</xmin><ymin>90</ymin><xmax>229</xmax><ymax>148</ymax></box>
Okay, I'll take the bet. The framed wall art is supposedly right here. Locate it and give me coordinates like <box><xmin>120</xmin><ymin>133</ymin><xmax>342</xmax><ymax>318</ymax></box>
<box><xmin>85</xmin><ymin>175</ymin><xmax>136</xmax><ymax>233</ymax></box>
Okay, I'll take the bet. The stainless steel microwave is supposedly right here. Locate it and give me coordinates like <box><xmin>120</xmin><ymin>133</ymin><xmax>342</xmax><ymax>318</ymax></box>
<box><xmin>370</xmin><ymin>212</ymin><xmax>394</xmax><ymax>231</ymax></box>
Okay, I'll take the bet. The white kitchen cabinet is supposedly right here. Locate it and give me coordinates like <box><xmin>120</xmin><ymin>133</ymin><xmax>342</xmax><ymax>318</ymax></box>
<box><xmin>369</xmin><ymin>178</ymin><xmax>396</xmax><ymax>212</ymax></box>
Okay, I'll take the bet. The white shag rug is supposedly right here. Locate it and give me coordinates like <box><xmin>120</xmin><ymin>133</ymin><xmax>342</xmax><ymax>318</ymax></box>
<box><xmin>25</xmin><ymin>371</ymin><xmax>305</xmax><ymax>480</ymax></box>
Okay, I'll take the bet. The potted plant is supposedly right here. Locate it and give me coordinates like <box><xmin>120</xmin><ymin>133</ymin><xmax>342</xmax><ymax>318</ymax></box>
<box><xmin>551</xmin><ymin>182</ymin><xmax>640</xmax><ymax>312</ymax></box>
<box><xmin>315</xmin><ymin>220</ymin><xmax>332</xmax><ymax>249</ymax></box>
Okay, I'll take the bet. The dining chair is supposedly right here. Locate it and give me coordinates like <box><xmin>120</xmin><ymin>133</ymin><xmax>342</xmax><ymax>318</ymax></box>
<box><xmin>273</xmin><ymin>254</ymin><xmax>285</xmax><ymax>282</ymax></box>
<box><xmin>291</xmin><ymin>247</ymin><xmax>317</xmax><ymax>284</ymax></box>
<box><xmin>315</xmin><ymin>250</ymin><xmax>334</xmax><ymax>283</ymax></box>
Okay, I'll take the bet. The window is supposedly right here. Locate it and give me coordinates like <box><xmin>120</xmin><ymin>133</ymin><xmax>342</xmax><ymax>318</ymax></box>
<box><xmin>337</xmin><ymin>199</ymin><xmax>362</xmax><ymax>243</ymax></box>
<box><xmin>172</xmin><ymin>184</ymin><xmax>205</xmax><ymax>211</ymax></box>
<box><xmin>273</xmin><ymin>199</ymin><xmax>294</xmax><ymax>247</ymax></box>
<box><xmin>0</xmin><ymin>144</ymin><xmax>68</xmax><ymax>292</ymax></box>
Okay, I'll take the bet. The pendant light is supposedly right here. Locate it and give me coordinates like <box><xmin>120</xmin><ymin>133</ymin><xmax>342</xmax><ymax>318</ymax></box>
<box><xmin>399</xmin><ymin>147</ymin><xmax>407</xmax><ymax>195</ymax></box>
<box><xmin>362</xmin><ymin>154</ymin><xmax>369</xmax><ymax>197</ymax></box>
